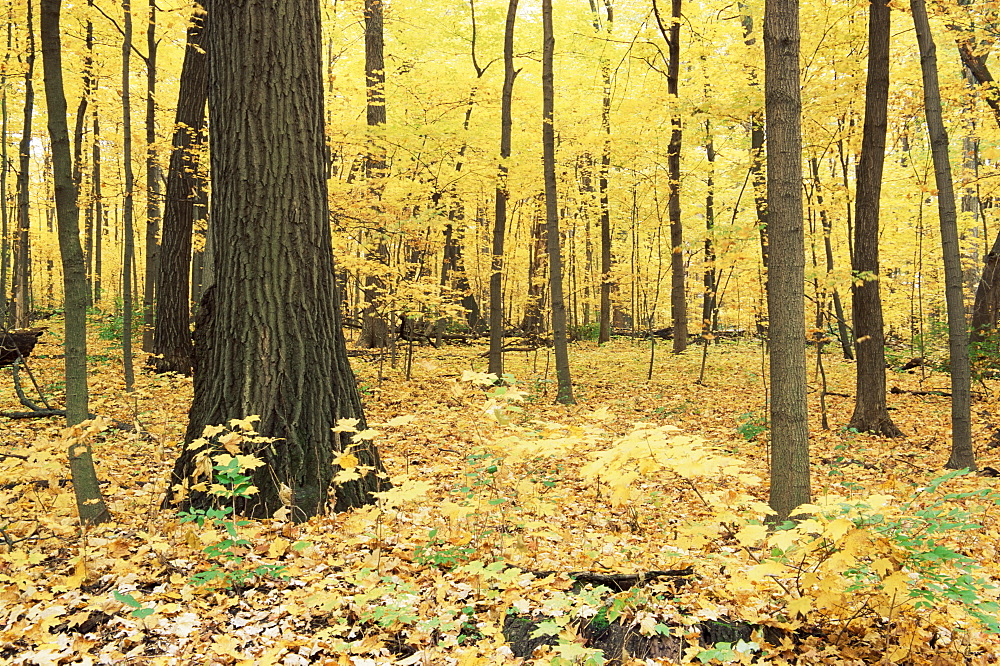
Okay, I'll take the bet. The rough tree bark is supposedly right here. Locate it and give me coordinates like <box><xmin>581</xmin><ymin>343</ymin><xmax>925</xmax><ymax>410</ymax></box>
<box><xmin>166</xmin><ymin>0</ymin><xmax>388</xmax><ymax>519</ymax></box>
<box><xmin>911</xmin><ymin>0</ymin><xmax>975</xmax><ymax>471</ymax></box>
<box><xmin>152</xmin><ymin>10</ymin><xmax>207</xmax><ymax>375</ymax></box>
<box><xmin>848</xmin><ymin>0</ymin><xmax>902</xmax><ymax>437</ymax></box>
<box><xmin>764</xmin><ymin>0</ymin><xmax>810</xmax><ymax>520</ymax></box>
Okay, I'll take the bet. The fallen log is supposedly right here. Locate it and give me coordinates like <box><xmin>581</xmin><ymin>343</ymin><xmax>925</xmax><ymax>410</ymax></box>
<box><xmin>889</xmin><ymin>386</ymin><xmax>950</xmax><ymax>397</ymax></box>
<box><xmin>1</xmin><ymin>409</ymin><xmax>68</xmax><ymax>419</ymax></box>
<box><xmin>0</xmin><ymin>328</ymin><xmax>46</xmax><ymax>368</ymax></box>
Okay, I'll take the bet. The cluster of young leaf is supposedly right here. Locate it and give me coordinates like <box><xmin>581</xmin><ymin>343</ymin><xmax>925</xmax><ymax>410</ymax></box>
<box><xmin>735</xmin><ymin>471</ymin><xmax>1000</xmax><ymax>656</ymax></box>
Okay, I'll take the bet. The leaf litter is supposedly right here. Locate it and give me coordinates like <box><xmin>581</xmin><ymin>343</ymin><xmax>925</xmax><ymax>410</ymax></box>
<box><xmin>2</xmin><ymin>332</ymin><xmax>999</xmax><ymax>664</ymax></box>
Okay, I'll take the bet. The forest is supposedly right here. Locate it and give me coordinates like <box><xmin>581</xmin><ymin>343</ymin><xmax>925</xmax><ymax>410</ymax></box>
<box><xmin>3</xmin><ymin>0</ymin><xmax>1000</xmax><ymax>662</ymax></box>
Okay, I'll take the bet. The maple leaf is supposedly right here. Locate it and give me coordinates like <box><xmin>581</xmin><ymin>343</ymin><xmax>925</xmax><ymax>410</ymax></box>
<box><xmin>228</xmin><ymin>415</ymin><xmax>261</xmax><ymax>431</ymax></box>
<box><xmin>334</xmin><ymin>451</ymin><xmax>359</xmax><ymax>469</ymax></box>
<box><xmin>332</xmin><ymin>418</ymin><xmax>360</xmax><ymax>433</ymax></box>
<box><xmin>786</xmin><ymin>595</ymin><xmax>813</xmax><ymax>618</ymax></box>
<box><xmin>734</xmin><ymin>523</ymin><xmax>768</xmax><ymax>548</ymax></box>
<box><xmin>382</xmin><ymin>414</ymin><xmax>416</xmax><ymax>427</ymax></box>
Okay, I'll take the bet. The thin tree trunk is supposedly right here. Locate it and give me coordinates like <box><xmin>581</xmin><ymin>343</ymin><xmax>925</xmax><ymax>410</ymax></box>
<box><xmin>40</xmin><ymin>0</ymin><xmax>110</xmax><ymax>525</ymax></box>
<box><xmin>703</xmin><ymin>126</ymin><xmax>716</xmax><ymax>333</ymax></box>
<box><xmin>521</xmin><ymin>211</ymin><xmax>547</xmax><ymax>335</ymax></box>
<box><xmin>596</xmin><ymin>1</ymin><xmax>613</xmax><ymax>345</ymax></box>
<box><xmin>488</xmin><ymin>0</ymin><xmax>518</xmax><ymax>377</ymax></box>
<box><xmin>440</xmin><ymin>6</ymin><xmax>488</xmax><ymax>334</ymax></box>
<box><xmin>653</xmin><ymin>0</ymin><xmax>686</xmax><ymax>353</ymax></box>
<box><xmin>911</xmin><ymin>0</ymin><xmax>975</xmax><ymax>470</ymax></box>
<box><xmin>142</xmin><ymin>0</ymin><xmax>160</xmax><ymax>353</ymax></box>
<box><xmin>849</xmin><ymin>0</ymin><xmax>902</xmax><ymax>437</ymax></box>
<box><xmin>13</xmin><ymin>0</ymin><xmax>35</xmax><ymax>329</ymax></box>
<box><xmin>741</xmin><ymin>7</ymin><xmax>768</xmax><ymax>273</ymax></box>
<box><xmin>357</xmin><ymin>0</ymin><xmax>390</xmax><ymax>348</ymax></box>
<box><xmin>956</xmin><ymin>43</ymin><xmax>1000</xmax><ymax>343</ymax></box>
<box><xmin>668</xmin><ymin>0</ymin><xmax>685</xmax><ymax>353</ymax></box>
<box><xmin>542</xmin><ymin>0</ymin><xmax>573</xmax><ymax>404</ymax></box>
<box><xmin>73</xmin><ymin>7</ymin><xmax>94</xmax><ymax>308</ymax></box>
<box><xmin>0</xmin><ymin>18</ymin><xmax>10</xmax><ymax>324</ymax></box>
<box><xmin>823</xmin><ymin>209</ymin><xmax>853</xmax><ymax>361</ymax></box>
<box><xmin>92</xmin><ymin>110</ymin><xmax>102</xmax><ymax>304</ymax></box>
<box><xmin>121</xmin><ymin>2</ymin><xmax>135</xmax><ymax>391</ymax></box>
<box><xmin>764</xmin><ymin>0</ymin><xmax>810</xmax><ymax>520</ymax></box>
<box><xmin>152</xmin><ymin>11</ymin><xmax>207</xmax><ymax>375</ymax></box>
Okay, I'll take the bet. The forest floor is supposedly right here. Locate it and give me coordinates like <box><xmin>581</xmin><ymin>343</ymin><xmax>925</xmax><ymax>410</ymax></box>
<box><xmin>2</xmin><ymin>320</ymin><xmax>1000</xmax><ymax>665</ymax></box>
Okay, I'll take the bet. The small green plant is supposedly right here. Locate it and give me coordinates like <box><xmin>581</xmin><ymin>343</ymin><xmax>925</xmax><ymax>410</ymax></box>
<box><xmin>570</xmin><ymin>322</ymin><xmax>601</xmax><ymax>342</ymax></box>
<box><xmin>177</xmin><ymin>419</ymin><xmax>290</xmax><ymax>588</ymax></box>
<box><xmin>735</xmin><ymin>412</ymin><xmax>767</xmax><ymax>442</ymax></box>
<box><xmin>113</xmin><ymin>590</ymin><xmax>155</xmax><ymax>619</ymax></box>
<box><xmin>90</xmin><ymin>299</ymin><xmax>144</xmax><ymax>343</ymax></box>
<box><xmin>758</xmin><ymin>469</ymin><xmax>1000</xmax><ymax>641</ymax></box>
<box><xmin>970</xmin><ymin>334</ymin><xmax>1000</xmax><ymax>382</ymax></box>
<box><xmin>413</xmin><ymin>528</ymin><xmax>477</xmax><ymax>568</ymax></box>
<box><xmin>695</xmin><ymin>639</ymin><xmax>760</xmax><ymax>663</ymax></box>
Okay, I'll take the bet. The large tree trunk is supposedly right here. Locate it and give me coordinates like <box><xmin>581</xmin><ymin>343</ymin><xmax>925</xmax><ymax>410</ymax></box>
<box><xmin>488</xmin><ymin>0</ymin><xmax>518</xmax><ymax>377</ymax></box>
<box><xmin>848</xmin><ymin>0</ymin><xmax>902</xmax><ymax>437</ymax></box>
<box><xmin>40</xmin><ymin>0</ymin><xmax>110</xmax><ymax>526</ymax></box>
<box><xmin>167</xmin><ymin>0</ymin><xmax>388</xmax><ymax>520</ymax></box>
<box><xmin>152</xmin><ymin>13</ymin><xmax>207</xmax><ymax>375</ymax></box>
<box><xmin>911</xmin><ymin>0</ymin><xmax>975</xmax><ymax>471</ymax></box>
<box><xmin>542</xmin><ymin>0</ymin><xmax>574</xmax><ymax>404</ymax></box>
<box><xmin>764</xmin><ymin>0</ymin><xmax>810</xmax><ymax>521</ymax></box>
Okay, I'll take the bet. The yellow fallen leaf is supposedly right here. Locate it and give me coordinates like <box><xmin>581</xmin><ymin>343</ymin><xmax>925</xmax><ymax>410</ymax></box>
<box><xmin>268</xmin><ymin>537</ymin><xmax>290</xmax><ymax>558</ymax></box>
<box><xmin>735</xmin><ymin>523</ymin><xmax>768</xmax><ymax>548</ymax></box>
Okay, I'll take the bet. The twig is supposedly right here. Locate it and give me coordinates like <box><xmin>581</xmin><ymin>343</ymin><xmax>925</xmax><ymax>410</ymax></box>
<box><xmin>11</xmin><ymin>360</ymin><xmax>47</xmax><ymax>412</ymax></box>
<box><xmin>21</xmin><ymin>361</ymin><xmax>52</xmax><ymax>409</ymax></box>
<box><xmin>0</xmin><ymin>451</ymin><xmax>29</xmax><ymax>460</ymax></box>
